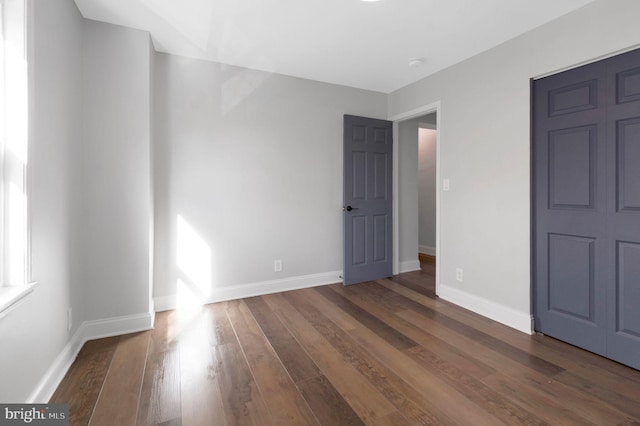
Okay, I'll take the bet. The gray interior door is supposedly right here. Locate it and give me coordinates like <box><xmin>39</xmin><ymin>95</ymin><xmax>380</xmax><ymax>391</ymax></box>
<box><xmin>343</xmin><ymin>115</ymin><xmax>393</xmax><ymax>286</ymax></box>
<box><xmin>533</xmin><ymin>48</ymin><xmax>640</xmax><ymax>370</ymax></box>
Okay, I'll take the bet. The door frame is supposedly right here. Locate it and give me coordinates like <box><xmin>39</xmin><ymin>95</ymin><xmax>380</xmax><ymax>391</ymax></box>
<box><xmin>389</xmin><ymin>101</ymin><xmax>442</xmax><ymax>296</ymax></box>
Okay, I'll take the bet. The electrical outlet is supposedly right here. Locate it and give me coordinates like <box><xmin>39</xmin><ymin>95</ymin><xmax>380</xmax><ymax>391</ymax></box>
<box><xmin>67</xmin><ymin>308</ymin><xmax>72</xmax><ymax>331</ymax></box>
<box><xmin>455</xmin><ymin>268</ymin><xmax>464</xmax><ymax>282</ymax></box>
<box><xmin>274</xmin><ymin>259</ymin><xmax>282</xmax><ymax>272</ymax></box>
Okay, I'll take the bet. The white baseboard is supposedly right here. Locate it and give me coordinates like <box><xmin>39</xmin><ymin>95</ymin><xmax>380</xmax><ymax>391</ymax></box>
<box><xmin>154</xmin><ymin>294</ymin><xmax>178</xmax><ymax>313</ymax></box>
<box><xmin>27</xmin><ymin>327</ymin><xmax>85</xmax><ymax>403</ymax></box>
<box><xmin>399</xmin><ymin>260</ymin><xmax>421</xmax><ymax>274</ymax></box>
<box><xmin>80</xmin><ymin>312</ymin><xmax>155</xmax><ymax>341</ymax></box>
<box><xmin>419</xmin><ymin>245</ymin><xmax>436</xmax><ymax>256</ymax></box>
<box><xmin>154</xmin><ymin>270</ymin><xmax>343</xmax><ymax>312</ymax></box>
<box><xmin>437</xmin><ymin>284</ymin><xmax>533</xmax><ymax>335</ymax></box>
<box><xmin>28</xmin><ymin>311</ymin><xmax>154</xmax><ymax>403</ymax></box>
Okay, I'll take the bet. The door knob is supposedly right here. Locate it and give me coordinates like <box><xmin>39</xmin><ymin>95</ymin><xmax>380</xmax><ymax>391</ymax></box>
<box><xmin>344</xmin><ymin>205</ymin><xmax>358</xmax><ymax>212</ymax></box>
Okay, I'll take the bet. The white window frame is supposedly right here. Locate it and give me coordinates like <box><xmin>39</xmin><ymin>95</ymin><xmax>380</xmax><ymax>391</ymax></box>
<box><xmin>0</xmin><ymin>0</ymin><xmax>35</xmax><ymax>320</ymax></box>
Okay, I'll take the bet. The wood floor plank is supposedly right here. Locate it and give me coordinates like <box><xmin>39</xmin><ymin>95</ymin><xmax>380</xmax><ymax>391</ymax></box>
<box><xmin>280</xmin><ymin>290</ymin><xmax>458</xmax><ymax>425</ymax></box>
<box><xmin>208</xmin><ymin>303</ymin><xmax>272</xmax><ymax>426</ymax></box>
<box><xmin>148</xmin><ymin>310</ymin><xmax>180</xmax><ymax>353</ymax></box>
<box><xmin>270</xmin><ymin>294</ymin><xmax>401</xmax><ymax>424</ymax></box>
<box><xmin>429</xmin><ymin>293</ymin><xmax>640</xmax><ymax>417</ymax></box>
<box><xmin>179</xmin><ymin>308</ymin><xmax>227</xmax><ymax>426</ymax></box>
<box><xmin>553</xmin><ymin>370</ymin><xmax>640</xmax><ymax>421</ymax></box>
<box><xmin>387</xmin><ymin>274</ymin><xmax>435</xmax><ymax>298</ymax></box>
<box><xmin>331</xmin><ymin>282</ymin><xmax>496</xmax><ymax>381</ymax></box>
<box><xmin>136</xmin><ymin>347</ymin><xmax>181</xmax><ymax>425</ymax></box>
<box><xmin>479</xmin><ymin>372</ymin><xmax>600</xmax><ymax>426</ymax></box>
<box><xmin>296</xmin><ymin>375</ymin><xmax>365</xmax><ymax>426</ymax></box>
<box><xmin>369</xmin><ymin>282</ymin><xmax>565</xmax><ymax>377</ymax></box>
<box><xmin>292</xmin><ymin>288</ymin><xmax>361</xmax><ymax>331</ymax></box>
<box><xmin>136</xmin><ymin>311</ymin><xmax>182</xmax><ymax>426</ymax></box>
<box><xmin>346</xmin><ymin>324</ymin><xmax>508</xmax><ymax>426</ymax></box>
<box><xmin>226</xmin><ymin>300</ymin><xmax>319</xmax><ymax>425</ymax></box>
<box><xmin>373</xmin><ymin>411</ymin><xmax>414</xmax><ymax>426</ymax></box>
<box><xmin>531</xmin><ymin>332</ymin><xmax>640</xmax><ymax>389</ymax></box>
<box><xmin>313</xmin><ymin>286</ymin><xmax>418</xmax><ymax>351</ymax></box>
<box><xmin>50</xmin><ymin>337</ymin><xmax>119</xmax><ymax>426</ymax></box>
<box><xmin>376</xmin><ymin>278</ymin><xmax>445</xmax><ymax>311</ymax></box>
<box><xmin>397</xmin><ymin>309</ymin><xmax>636</xmax><ymax>424</ymax></box>
<box><xmin>90</xmin><ymin>332</ymin><xmax>150</xmax><ymax>426</ymax></box>
<box><xmin>406</xmin><ymin>346</ymin><xmax>549</xmax><ymax>426</ymax></box>
<box><xmin>486</xmin><ymin>368</ymin><xmax>637</xmax><ymax>425</ymax></box>
<box><xmin>332</xmin><ymin>283</ymin><xmax>498</xmax><ymax>381</ymax></box>
<box><xmin>244</xmin><ymin>296</ymin><xmax>321</xmax><ymax>383</ymax></box>
<box><xmin>76</xmin><ymin>336</ymin><xmax>122</xmax><ymax>358</ymax></box>
<box><xmin>245</xmin><ymin>295</ymin><xmax>368</xmax><ymax>426</ymax></box>
<box><xmin>331</xmin><ymin>282</ymin><xmax>409</xmax><ymax>313</ymax></box>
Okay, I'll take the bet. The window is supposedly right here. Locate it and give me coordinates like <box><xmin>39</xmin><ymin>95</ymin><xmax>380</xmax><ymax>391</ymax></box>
<box><xmin>0</xmin><ymin>0</ymin><xmax>32</xmax><ymax>317</ymax></box>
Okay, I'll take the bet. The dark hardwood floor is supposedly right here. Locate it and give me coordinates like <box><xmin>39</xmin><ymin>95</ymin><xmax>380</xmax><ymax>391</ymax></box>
<box><xmin>51</xmin><ymin>263</ymin><xmax>640</xmax><ymax>425</ymax></box>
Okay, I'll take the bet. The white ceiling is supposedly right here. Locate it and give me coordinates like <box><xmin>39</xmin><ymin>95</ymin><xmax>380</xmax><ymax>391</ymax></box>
<box><xmin>74</xmin><ymin>0</ymin><xmax>595</xmax><ymax>93</ymax></box>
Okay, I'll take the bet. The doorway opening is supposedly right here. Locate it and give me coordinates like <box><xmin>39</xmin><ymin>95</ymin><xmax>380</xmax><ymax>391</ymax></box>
<box><xmin>418</xmin><ymin>122</ymin><xmax>437</xmax><ymax>263</ymax></box>
<box><xmin>390</xmin><ymin>102</ymin><xmax>441</xmax><ymax>295</ymax></box>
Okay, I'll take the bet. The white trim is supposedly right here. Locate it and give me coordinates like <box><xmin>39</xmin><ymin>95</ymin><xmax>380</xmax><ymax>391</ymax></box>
<box><xmin>392</xmin><ymin>121</ymin><xmax>399</xmax><ymax>275</ymax></box>
<box><xmin>390</xmin><ymin>100</ymin><xmax>442</xmax><ymax>296</ymax></box>
<box><xmin>80</xmin><ymin>312</ymin><xmax>154</xmax><ymax>341</ymax></box>
<box><xmin>438</xmin><ymin>283</ymin><xmax>533</xmax><ymax>335</ymax></box>
<box><xmin>389</xmin><ymin>103</ymin><xmax>439</xmax><ymax>123</ymax></box>
<box><xmin>533</xmin><ymin>43</ymin><xmax>640</xmax><ymax>80</ymax></box>
<box><xmin>27</xmin><ymin>326</ymin><xmax>85</xmax><ymax>403</ymax></box>
<box><xmin>154</xmin><ymin>270</ymin><xmax>343</xmax><ymax>312</ymax></box>
<box><xmin>399</xmin><ymin>260</ymin><xmax>421</xmax><ymax>274</ymax></box>
<box><xmin>154</xmin><ymin>294</ymin><xmax>177</xmax><ymax>313</ymax></box>
<box><xmin>0</xmin><ymin>281</ymin><xmax>38</xmax><ymax>320</ymax></box>
<box><xmin>27</xmin><ymin>311</ymin><xmax>154</xmax><ymax>403</ymax></box>
<box><xmin>418</xmin><ymin>245</ymin><xmax>436</xmax><ymax>256</ymax></box>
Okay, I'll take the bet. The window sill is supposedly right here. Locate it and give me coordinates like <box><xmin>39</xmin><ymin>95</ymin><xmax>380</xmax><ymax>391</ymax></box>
<box><xmin>0</xmin><ymin>282</ymin><xmax>39</xmax><ymax>320</ymax></box>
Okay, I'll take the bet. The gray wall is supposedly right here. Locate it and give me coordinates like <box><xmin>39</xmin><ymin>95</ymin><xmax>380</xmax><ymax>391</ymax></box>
<box><xmin>153</xmin><ymin>53</ymin><xmax>387</xmax><ymax>304</ymax></box>
<box><xmin>389</xmin><ymin>0</ymin><xmax>640</xmax><ymax>320</ymax></box>
<box><xmin>80</xmin><ymin>19</ymin><xmax>152</xmax><ymax>320</ymax></box>
<box><xmin>0</xmin><ymin>4</ymin><xmax>154</xmax><ymax>401</ymax></box>
<box><xmin>0</xmin><ymin>0</ymin><xmax>84</xmax><ymax>402</ymax></box>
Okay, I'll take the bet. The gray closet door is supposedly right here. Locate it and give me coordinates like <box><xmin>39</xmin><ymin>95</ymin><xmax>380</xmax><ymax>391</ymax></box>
<box><xmin>534</xmin><ymin>48</ymin><xmax>640</xmax><ymax>369</ymax></box>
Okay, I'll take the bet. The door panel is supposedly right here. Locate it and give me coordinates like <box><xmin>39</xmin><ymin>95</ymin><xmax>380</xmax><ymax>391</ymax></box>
<box><xmin>616</xmin><ymin>241</ymin><xmax>640</xmax><ymax>337</ymax></box>
<box><xmin>548</xmin><ymin>79</ymin><xmax>598</xmax><ymax>116</ymax></box>
<box><xmin>548</xmin><ymin>125</ymin><xmax>596</xmax><ymax>209</ymax></box>
<box><xmin>534</xmin><ymin>47</ymin><xmax>640</xmax><ymax>370</ymax></box>
<box><xmin>351</xmin><ymin>215</ymin><xmax>367</xmax><ymax>266</ymax></box>
<box><xmin>343</xmin><ymin>115</ymin><xmax>393</xmax><ymax>285</ymax></box>
<box><xmin>616</xmin><ymin>66</ymin><xmax>640</xmax><ymax>104</ymax></box>
<box><xmin>534</xmin><ymin>58</ymin><xmax>608</xmax><ymax>356</ymax></box>
<box><xmin>373</xmin><ymin>153</ymin><xmax>388</xmax><ymax>199</ymax></box>
<box><xmin>373</xmin><ymin>214</ymin><xmax>388</xmax><ymax>263</ymax></box>
<box><xmin>605</xmin><ymin>48</ymin><xmax>640</xmax><ymax>369</ymax></box>
<box><xmin>616</xmin><ymin>118</ymin><xmax>640</xmax><ymax>211</ymax></box>
<box><xmin>547</xmin><ymin>233</ymin><xmax>595</xmax><ymax>321</ymax></box>
<box><xmin>352</xmin><ymin>151</ymin><xmax>367</xmax><ymax>200</ymax></box>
